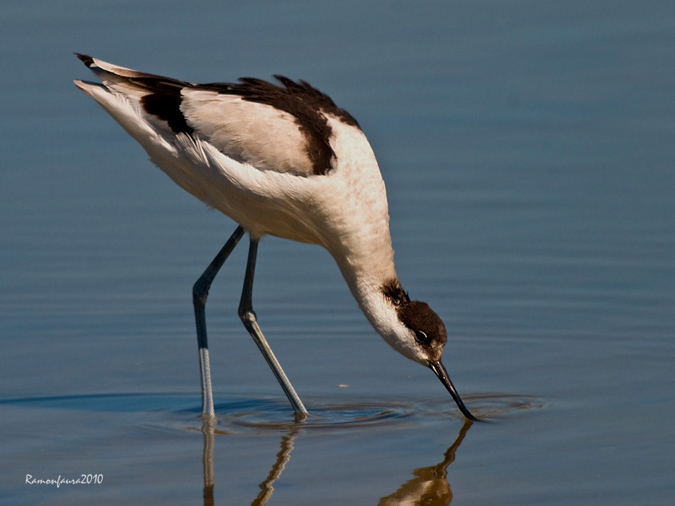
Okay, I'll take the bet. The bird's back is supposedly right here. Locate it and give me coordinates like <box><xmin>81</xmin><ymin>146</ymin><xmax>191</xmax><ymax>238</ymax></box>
<box><xmin>74</xmin><ymin>55</ymin><xmax>396</xmax><ymax>280</ymax></box>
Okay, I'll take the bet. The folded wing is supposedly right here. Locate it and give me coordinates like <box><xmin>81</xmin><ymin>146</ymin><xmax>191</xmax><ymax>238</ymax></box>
<box><xmin>74</xmin><ymin>54</ymin><xmax>359</xmax><ymax>177</ymax></box>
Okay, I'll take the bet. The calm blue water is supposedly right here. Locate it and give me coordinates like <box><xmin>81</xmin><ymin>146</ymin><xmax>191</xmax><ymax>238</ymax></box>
<box><xmin>1</xmin><ymin>1</ymin><xmax>674</xmax><ymax>504</ymax></box>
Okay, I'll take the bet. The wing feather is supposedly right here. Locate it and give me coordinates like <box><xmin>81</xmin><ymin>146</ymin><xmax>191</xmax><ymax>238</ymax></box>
<box><xmin>75</xmin><ymin>54</ymin><xmax>362</xmax><ymax>176</ymax></box>
<box><xmin>180</xmin><ymin>89</ymin><xmax>317</xmax><ymax>175</ymax></box>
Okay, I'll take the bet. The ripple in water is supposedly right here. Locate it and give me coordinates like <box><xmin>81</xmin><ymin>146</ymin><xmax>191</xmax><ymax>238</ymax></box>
<box><xmin>415</xmin><ymin>393</ymin><xmax>547</xmax><ymax>423</ymax></box>
<box><xmin>213</xmin><ymin>393</ymin><xmax>545</xmax><ymax>431</ymax></box>
<box><xmin>0</xmin><ymin>392</ymin><xmax>546</xmax><ymax>433</ymax></box>
<box><xmin>221</xmin><ymin>400</ymin><xmax>416</xmax><ymax>430</ymax></box>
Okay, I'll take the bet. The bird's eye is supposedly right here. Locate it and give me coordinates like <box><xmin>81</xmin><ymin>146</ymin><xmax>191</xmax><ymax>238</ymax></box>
<box><xmin>414</xmin><ymin>330</ymin><xmax>429</xmax><ymax>344</ymax></box>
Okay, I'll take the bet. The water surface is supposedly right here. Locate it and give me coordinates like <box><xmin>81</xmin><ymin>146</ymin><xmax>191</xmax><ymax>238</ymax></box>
<box><xmin>1</xmin><ymin>1</ymin><xmax>674</xmax><ymax>504</ymax></box>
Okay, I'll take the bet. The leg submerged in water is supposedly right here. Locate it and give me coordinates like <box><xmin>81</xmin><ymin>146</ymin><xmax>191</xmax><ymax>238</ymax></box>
<box><xmin>193</xmin><ymin>226</ymin><xmax>245</xmax><ymax>419</ymax></box>
<box><xmin>238</xmin><ymin>237</ymin><xmax>308</xmax><ymax>418</ymax></box>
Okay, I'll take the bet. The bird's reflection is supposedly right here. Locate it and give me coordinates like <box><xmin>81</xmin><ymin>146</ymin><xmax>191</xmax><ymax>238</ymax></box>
<box><xmin>200</xmin><ymin>415</ymin><xmax>301</xmax><ymax>506</ymax></box>
<box><xmin>202</xmin><ymin>416</ymin><xmax>216</xmax><ymax>506</ymax></box>
<box><xmin>378</xmin><ymin>419</ymin><xmax>473</xmax><ymax>506</ymax></box>
<box><xmin>200</xmin><ymin>416</ymin><xmax>472</xmax><ymax>506</ymax></box>
<box><xmin>250</xmin><ymin>425</ymin><xmax>300</xmax><ymax>506</ymax></box>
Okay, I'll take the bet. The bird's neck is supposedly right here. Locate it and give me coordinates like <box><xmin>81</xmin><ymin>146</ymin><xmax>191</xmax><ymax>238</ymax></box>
<box><xmin>327</xmin><ymin>231</ymin><xmax>402</xmax><ymax>340</ymax></box>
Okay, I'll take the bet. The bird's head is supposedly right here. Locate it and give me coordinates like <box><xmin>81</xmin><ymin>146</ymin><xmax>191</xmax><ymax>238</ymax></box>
<box><xmin>378</xmin><ymin>279</ymin><xmax>479</xmax><ymax>421</ymax></box>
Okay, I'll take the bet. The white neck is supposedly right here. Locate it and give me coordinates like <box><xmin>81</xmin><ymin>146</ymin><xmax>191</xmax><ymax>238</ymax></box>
<box><xmin>326</xmin><ymin>235</ymin><xmax>424</xmax><ymax>363</ymax></box>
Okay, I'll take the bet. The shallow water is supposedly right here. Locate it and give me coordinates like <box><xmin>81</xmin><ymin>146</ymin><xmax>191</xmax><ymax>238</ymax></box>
<box><xmin>1</xmin><ymin>1</ymin><xmax>674</xmax><ymax>504</ymax></box>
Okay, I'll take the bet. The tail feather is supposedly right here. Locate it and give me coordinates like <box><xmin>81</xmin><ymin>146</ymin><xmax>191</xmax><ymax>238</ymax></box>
<box><xmin>75</xmin><ymin>53</ymin><xmax>185</xmax><ymax>136</ymax></box>
<box><xmin>73</xmin><ymin>78</ymin><xmax>168</xmax><ymax>147</ymax></box>
<box><xmin>74</xmin><ymin>53</ymin><xmax>190</xmax><ymax>95</ymax></box>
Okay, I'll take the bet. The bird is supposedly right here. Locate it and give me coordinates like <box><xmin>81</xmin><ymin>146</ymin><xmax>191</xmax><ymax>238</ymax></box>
<box><xmin>74</xmin><ymin>53</ymin><xmax>478</xmax><ymax>422</ymax></box>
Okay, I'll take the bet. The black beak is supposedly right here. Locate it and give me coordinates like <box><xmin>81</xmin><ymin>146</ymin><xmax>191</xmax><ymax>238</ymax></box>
<box><xmin>429</xmin><ymin>360</ymin><xmax>479</xmax><ymax>421</ymax></box>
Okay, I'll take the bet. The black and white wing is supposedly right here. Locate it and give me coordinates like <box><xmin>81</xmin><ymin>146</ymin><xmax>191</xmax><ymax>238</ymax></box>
<box><xmin>74</xmin><ymin>54</ymin><xmax>359</xmax><ymax>177</ymax></box>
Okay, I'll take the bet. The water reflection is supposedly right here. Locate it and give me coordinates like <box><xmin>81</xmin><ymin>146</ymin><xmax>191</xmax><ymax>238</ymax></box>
<box><xmin>378</xmin><ymin>419</ymin><xmax>473</xmax><ymax>506</ymax></box>
<box><xmin>201</xmin><ymin>415</ymin><xmax>301</xmax><ymax>506</ymax></box>
<box><xmin>201</xmin><ymin>416</ymin><xmax>216</xmax><ymax>506</ymax></box>
<box><xmin>250</xmin><ymin>426</ymin><xmax>301</xmax><ymax>506</ymax></box>
<box><xmin>200</xmin><ymin>416</ymin><xmax>472</xmax><ymax>505</ymax></box>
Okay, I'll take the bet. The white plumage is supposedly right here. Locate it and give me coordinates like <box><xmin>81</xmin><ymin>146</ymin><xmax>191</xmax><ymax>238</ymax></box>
<box><xmin>74</xmin><ymin>54</ymin><xmax>477</xmax><ymax>421</ymax></box>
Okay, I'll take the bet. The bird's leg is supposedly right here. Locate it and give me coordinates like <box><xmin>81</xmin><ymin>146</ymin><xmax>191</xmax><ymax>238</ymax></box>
<box><xmin>238</xmin><ymin>237</ymin><xmax>308</xmax><ymax>418</ymax></box>
<box><xmin>193</xmin><ymin>225</ymin><xmax>245</xmax><ymax>419</ymax></box>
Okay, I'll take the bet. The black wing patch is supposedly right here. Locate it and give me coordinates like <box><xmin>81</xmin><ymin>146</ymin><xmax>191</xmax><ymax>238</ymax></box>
<box><xmin>77</xmin><ymin>53</ymin><xmax>360</xmax><ymax>176</ymax></box>
<box><xmin>195</xmin><ymin>77</ymin><xmax>360</xmax><ymax>176</ymax></box>
<box><xmin>76</xmin><ymin>53</ymin><xmax>194</xmax><ymax>134</ymax></box>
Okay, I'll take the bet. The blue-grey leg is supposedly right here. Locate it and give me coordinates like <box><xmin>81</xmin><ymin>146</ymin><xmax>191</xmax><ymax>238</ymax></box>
<box><xmin>193</xmin><ymin>225</ymin><xmax>245</xmax><ymax>419</ymax></box>
<box><xmin>238</xmin><ymin>237</ymin><xmax>308</xmax><ymax>418</ymax></box>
